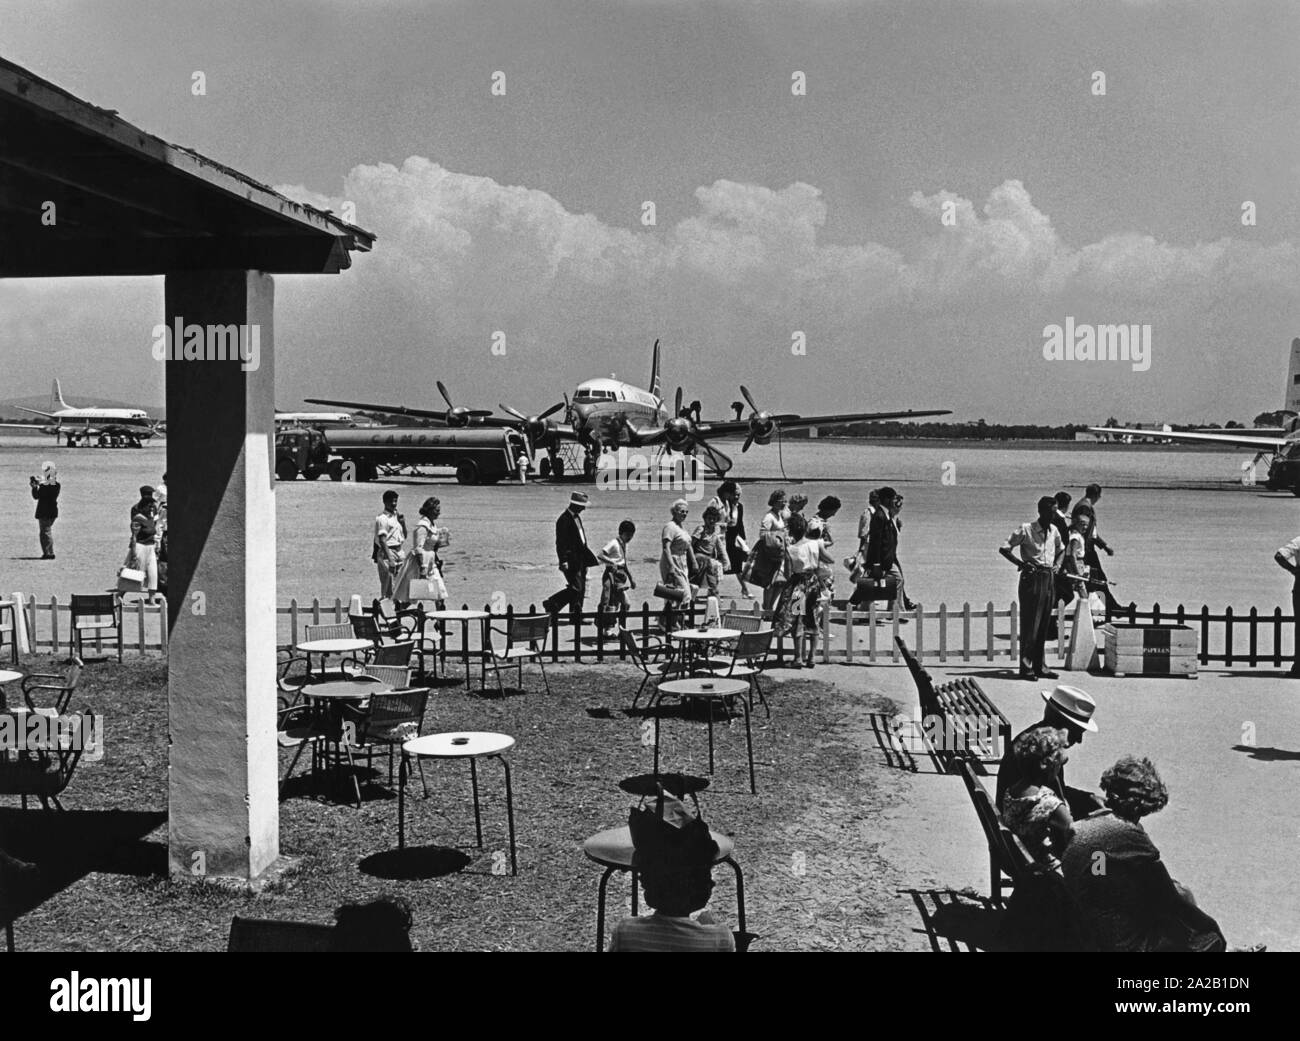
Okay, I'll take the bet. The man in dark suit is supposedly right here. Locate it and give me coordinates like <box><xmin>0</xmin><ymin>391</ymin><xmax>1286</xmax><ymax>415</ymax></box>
<box><xmin>543</xmin><ymin>491</ymin><xmax>599</xmax><ymax>618</ymax></box>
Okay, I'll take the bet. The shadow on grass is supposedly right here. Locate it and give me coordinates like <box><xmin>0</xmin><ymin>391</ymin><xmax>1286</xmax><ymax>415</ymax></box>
<box><xmin>901</xmin><ymin>887</ymin><xmax>1002</xmax><ymax>952</ymax></box>
<box><xmin>1232</xmin><ymin>744</ymin><xmax>1300</xmax><ymax>762</ymax></box>
<box><xmin>867</xmin><ymin>712</ymin><xmax>918</xmax><ymax>772</ymax></box>
<box><xmin>0</xmin><ymin>808</ymin><xmax>167</xmax><ymax>919</ymax></box>
<box><xmin>359</xmin><ymin>846</ymin><xmax>472</xmax><ymax>880</ymax></box>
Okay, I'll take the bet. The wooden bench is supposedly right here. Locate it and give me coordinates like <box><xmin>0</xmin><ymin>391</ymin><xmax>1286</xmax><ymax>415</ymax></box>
<box><xmin>956</xmin><ymin>759</ymin><xmax>1034</xmax><ymax>908</ymax></box>
<box><xmin>895</xmin><ymin>637</ymin><xmax>1010</xmax><ymax>772</ymax></box>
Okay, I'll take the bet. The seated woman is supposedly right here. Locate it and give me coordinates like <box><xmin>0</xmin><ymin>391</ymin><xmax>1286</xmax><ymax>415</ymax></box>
<box><xmin>610</xmin><ymin>793</ymin><xmax>735</xmax><ymax>953</ymax></box>
<box><xmin>999</xmin><ymin>727</ymin><xmax>1074</xmax><ymax>867</ymax></box>
<box><xmin>1061</xmin><ymin>756</ymin><xmax>1237</xmax><ymax>953</ymax></box>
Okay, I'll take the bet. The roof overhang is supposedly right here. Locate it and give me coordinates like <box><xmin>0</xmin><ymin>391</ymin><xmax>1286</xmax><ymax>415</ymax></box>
<box><xmin>0</xmin><ymin>56</ymin><xmax>375</xmax><ymax>278</ymax></box>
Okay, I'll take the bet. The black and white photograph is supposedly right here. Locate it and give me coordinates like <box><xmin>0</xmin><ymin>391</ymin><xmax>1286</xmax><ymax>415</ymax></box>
<box><xmin>0</xmin><ymin>0</ymin><xmax>1294</xmax><ymax>995</ymax></box>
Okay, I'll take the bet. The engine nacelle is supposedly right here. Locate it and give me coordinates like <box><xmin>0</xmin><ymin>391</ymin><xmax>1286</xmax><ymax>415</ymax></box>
<box><xmin>748</xmin><ymin>414</ymin><xmax>775</xmax><ymax>446</ymax></box>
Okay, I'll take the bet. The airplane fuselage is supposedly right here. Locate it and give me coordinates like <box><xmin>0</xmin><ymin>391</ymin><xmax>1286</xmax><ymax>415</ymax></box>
<box><xmin>569</xmin><ymin>377</ymin><xmax>666</xmax><ymax>447</ymax></box>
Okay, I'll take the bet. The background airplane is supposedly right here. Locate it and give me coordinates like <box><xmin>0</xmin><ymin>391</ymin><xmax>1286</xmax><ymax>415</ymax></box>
<box><xmin>0</xmin><ymin>379</ymin><xmax>160</xmax><ymax>446</ymax></box>
<box><xmin>275</xmin><ymin>409</ymin><xmax>355</xmax><ymax>429</ymax></box>
<box><xmin>308</xmin><ymin>339</ymin><xmax>951</xmax><ymax>476</ymax></box>
<box><xmin>1088</xmin><ymin>337</ymin><xmax>1300</xmax><ymax>494</ymax></box>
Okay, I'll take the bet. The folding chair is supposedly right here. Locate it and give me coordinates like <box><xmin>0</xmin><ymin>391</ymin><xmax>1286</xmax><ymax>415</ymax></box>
<box><xmin>481</xmin><ymin>615</ymin><xmax>551</xmax><ymax>696</ymax></box>
<box><xmin>707</xmin><ymin>628</ymin><xmax>775</xmax><ymax>717</ymax></box>
<box><xmin>69</xmin><ymin>595</ymin><xmax>122</xmax><ymax>662</ymax></box>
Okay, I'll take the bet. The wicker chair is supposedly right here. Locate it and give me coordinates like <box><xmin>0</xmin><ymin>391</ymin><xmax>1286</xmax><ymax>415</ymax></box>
<box><xmin>374</xmin><ymin>599</ymin><xmax>440</xmax><ymax>664</ymax></box>
<box><xmin>337</xmin><ymin>688</ymin><xmax>431</xmax><ymax>806</ymax></box>
<box><xmin>19</xmin><ymin>661</ymin><xmax>81</xmax><ymax>714</ymax></box>
<box><xmin>362</xmin><ymin>665</ymin><xmax>413</xmax><ymax>691</ymax></box>
<box><xmin>481</xmin><ymin>615</ymin><xmax>551</xmax><ymax>696</ymax></box>
<box><xmin>277</xmin><ymin>704</ymin><xmax>327</xmax><ymax>799</ymax></box>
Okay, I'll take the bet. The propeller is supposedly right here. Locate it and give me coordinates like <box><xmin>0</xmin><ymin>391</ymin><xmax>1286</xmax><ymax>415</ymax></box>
<box><xmin>660</xmin><ymin>386</ymin><xmax>732</xmax><ymax>474</ymax></box>
<box><xmin>437</xmin><ymin>380</ymin><xmax>494</xmax><ymax>427</ymax></box>
<box><xmin>499</xmin><ymin>400</ymin><xmax>566</xmax><ymax>445</ymax></box>
<box><xmin>738</xmin><ymin>385</ymin><xmax>798</xmax><ymax>452</ymax></box>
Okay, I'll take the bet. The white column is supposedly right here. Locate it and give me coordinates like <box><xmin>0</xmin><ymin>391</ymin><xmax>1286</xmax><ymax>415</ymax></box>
<box><xmin>164</xmin><ymin>270</ymin><xmax>278</xmax><ymax>881</ymax></box>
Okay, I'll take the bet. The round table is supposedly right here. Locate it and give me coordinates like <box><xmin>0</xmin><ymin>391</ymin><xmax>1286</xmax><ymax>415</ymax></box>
<box><xmin>296</xmin><ymin>638</ymin><xmax>372</xmax><ymax>677</ymax></box>
<box><xmin>669</xmin><ymin>627</ymin><xmax>740</xmax><ymax>675</ymax></box>
<box><xmin>423</xmin><ymin>610</ymin><xmax>491</xmax><ymax>691</ymax></box>
<box><xmin>654</xmin><ymin>677</ymin><xmax>755</xmax><ymax>793</ymax></box>
<box><xmin>299</xmin><ymin>675</ymin><xmax>384</xmax><ymax>801</ymax></box>
<box><xmin>0</xmin><ymin>669</ymin><xmax>23</xmax><ymax>711</ymax></box>
<box><xmin>582</xmin><ymin>824</ymin><xmax>746</xmax><ymax>953</ymax></box>
<box><xmin>398</xmin><ymin>731</ymin><xmax>518</xmax><ymax>875</ymax></box>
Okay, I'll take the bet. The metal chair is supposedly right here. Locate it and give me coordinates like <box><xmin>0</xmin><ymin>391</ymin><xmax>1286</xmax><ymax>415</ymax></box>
<box><xmin>69</xmin><ymin>595</ymin><xmax>122</xmax><ymax>662</ymax></box>
<box><xmin>481</xmin><ymin>615</ymin><xmax>552</xmax><ymax>696</ymax></box>
<box><xmin>338</xmin><ymin>688</ymin><xmax>431</xmax><ymax>805</ymax></box>
<box><xmin>276</xmin><ymin>654</ymin><xmax>313</xmax><ymax>712</ymax></box>
<box><xmin>277</xmin><ymin>703</ymin><xmax>327</xmax><ymax>799</ymax></box>
<box><xmin>707</xmin><ymin>628</ymin><xmax>775</xmax><ymax>717</ymax></box>
<box><xmin>702</xmin><ymin>610</ymin><xmax>767</xmax><ymax>668</ymax></box>
<box><xmin>0</xmin><ymin>709</ymin><xmax>94</xmax><ymax>810</ymax></box>
<box><xmin>349</xmin><ymin>613</ymin><xmax>420</xmax><ymax>673</ymax></box>
<box><xmin>374</xmin><ymin>598</ymin><xmax>441</xmax><ymax>664</ymax></box>
<box><xmin>620</xmin><ymin>627</ymin><xmax>688</xmax><ymax>711</ymax></box>
<box><xmin>20</xmin><ymin>661</ymin><xmax>81</xmax><ymax>714</ymax></box>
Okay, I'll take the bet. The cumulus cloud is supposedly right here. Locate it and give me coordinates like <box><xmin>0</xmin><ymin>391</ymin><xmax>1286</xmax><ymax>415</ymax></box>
<box><xmin>279</xmin><ymin>163</ymin><xmax>1298</xmax><ymax>316</ymax></box>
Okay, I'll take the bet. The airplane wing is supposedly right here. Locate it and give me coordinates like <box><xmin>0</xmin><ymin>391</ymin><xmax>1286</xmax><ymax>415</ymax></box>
<box><xmin>695</xmin><ymin>408</ymin><xmax>954</xmax><ymax>439</ymax></box>
<box><xmin>13</xmin><ymin>406</ymin><xmax>55</xmax><ymax>419</ymax></box>
<box><xmin>1088</xmin><ymin>427</ymin><xmax>1286</xmax><ymax>450</ymax></box>
<box><xmin>305</xmin><ymin>397</ymin><xmax>456</xmax><ymax>423</ymax></box>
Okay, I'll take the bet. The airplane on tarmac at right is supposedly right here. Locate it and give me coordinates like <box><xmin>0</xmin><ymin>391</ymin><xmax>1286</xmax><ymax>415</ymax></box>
<box><xmin>1089</xmin><ymin>338</ymin><xmax>1300</xmax><ymax>495</ymax></box>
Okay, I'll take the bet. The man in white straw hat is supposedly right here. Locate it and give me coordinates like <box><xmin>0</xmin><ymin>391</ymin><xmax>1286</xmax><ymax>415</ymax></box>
<box><xmin>543</xmin><ymin>491</ymin><xmax>599</xmax><ymax>618</ymax></box>
<box><xmin>996</xmin><ymin>684</ymin><xmax>1104</xmax><ymax>818</ymax></box>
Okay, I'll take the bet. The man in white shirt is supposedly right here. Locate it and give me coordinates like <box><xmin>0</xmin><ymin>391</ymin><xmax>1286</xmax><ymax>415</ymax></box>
<box><xmin>373</xmin><ymin>490</ymin><xmax>407</xmax><ymax>599</ymax></box>
<box><xmin>1274</xmin><ymin>533</ymin><xmax>1300</xmax><ymax>677</ymax></box>
<box><xmin>999</xmin><ymin>495</ymin><xmax>1065</xmax><ymax>681</ymax></box>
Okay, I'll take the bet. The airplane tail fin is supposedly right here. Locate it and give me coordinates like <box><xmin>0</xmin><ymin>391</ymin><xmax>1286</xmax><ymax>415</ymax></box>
<box><xmin>51</xmin><ymin>378</ymin><xmax>69</xmax><ymax>411</ymax></box>
<box><xmin>649</xmin><ymin>339</ymin><xmax>662</xmax><ymax>403</ymax></box>
<box><xmin>1287</xmin><ymin>338</ymin><xmax>1300</xmax><ymax>415</ymax></box>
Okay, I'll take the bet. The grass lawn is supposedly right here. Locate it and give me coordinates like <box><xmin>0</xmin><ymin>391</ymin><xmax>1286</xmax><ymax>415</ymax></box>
<box><xmin>3</xmin><ymin>653</ymin><xmax>918</xmax><ymax>952</ymax></box>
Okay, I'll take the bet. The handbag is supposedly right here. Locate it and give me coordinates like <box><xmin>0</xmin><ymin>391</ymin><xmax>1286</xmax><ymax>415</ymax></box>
<box><xmin>409</xmin><ymin>571</ymin><xmax>447</xmax><ymax>601</ymax></box>
<box><xmin>653</xmin><ymin>581</ymin><xmax>688</xmax><ymax>603</ymax></box>
<box><xmin>118</xmin><ymin>540</ymin><xmax>145</xmax><ymax>592</ymax></box>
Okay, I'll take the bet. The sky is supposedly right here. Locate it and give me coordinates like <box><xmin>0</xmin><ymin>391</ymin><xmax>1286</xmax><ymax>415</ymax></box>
<box><xmin>1</xmin><ymin>0</ymin><xmax>1297</xmax><ymax>424</ymax></box>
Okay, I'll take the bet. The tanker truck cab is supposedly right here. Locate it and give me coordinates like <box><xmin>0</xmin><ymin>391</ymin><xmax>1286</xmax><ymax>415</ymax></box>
<box><xmin>323</xmin><ymin>425</ymin><xmax>529</xmax><ymax>484</ymax></box>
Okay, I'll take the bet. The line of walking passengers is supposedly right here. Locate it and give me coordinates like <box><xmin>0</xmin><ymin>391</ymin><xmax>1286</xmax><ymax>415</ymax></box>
<box><xmin>535</xmin><ymin>482</ymin><xmax>918</xmax><ymax>669</ymax></box>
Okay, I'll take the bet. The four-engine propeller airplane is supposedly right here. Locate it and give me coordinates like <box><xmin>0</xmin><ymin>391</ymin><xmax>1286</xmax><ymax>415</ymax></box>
<box><xmin>1088</xmin><ymin>337</ymin><xmax>1300</xmax><ymax>494</ymax></box>
<box><xmin>308</xmin><ymin>340</ymin><xmax>952</xmax><ymax>476</ymax></box>
<box><xmin>0</xmin><ymin>379</ymin><xmax>160</xmax><ymax>447</ymax></box>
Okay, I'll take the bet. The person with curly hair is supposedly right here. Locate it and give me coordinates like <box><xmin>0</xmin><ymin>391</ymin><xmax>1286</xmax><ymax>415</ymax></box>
<box><xmin>999</xmin><ymin>727</ymin><xmax>1074</xmax><ymax>865</ymax></box>
<box><xmin>1061</xmin><ymin>757</ymin><xmax>1231</xmax><ymax>952</ymax></box>
<box><xmin>996</xmin><ymin>684</ymin><xmax>1103</xmax><ymax>819</ymax></box>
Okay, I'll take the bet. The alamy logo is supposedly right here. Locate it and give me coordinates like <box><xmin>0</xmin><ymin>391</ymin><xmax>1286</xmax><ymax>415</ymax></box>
<box><xmin>151</xmin><ymin>317</ymin><xmax>261</xmax><ymax>371</ymax></box>
<box><xmin>50</xmin><ymin>973</ymin><xmax>151</xmax><ymax>1021</ymax></box>
<box><xmin>1042</xmin><ymin>317</ymin><xmax>1151</xmax><ymax>372</ymax></box>
<box><xmin>594</xmin><ymin>448</ymin><xmax>704</xmax><ymax>499</ymax></box>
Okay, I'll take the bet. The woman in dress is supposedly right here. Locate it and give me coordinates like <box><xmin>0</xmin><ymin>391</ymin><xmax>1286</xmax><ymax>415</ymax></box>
<box><xmin>658</xmin><ymin>499</ymin><xmax>697</xmax><ymax>630</ymax></box>
<box><xmin>1061</xmin><ymin>756</ymin><xmax>1243</xmax><ymax>952</ymax></box>
<box><xmin>708</xmin><ymin>481</ymin><xmax>750</xmax><ymax>597</ymax></box>
<box><xmin>753</xmin><ymin>490</ymin><xmax>789</xmax><ymax>614</ymax></box>
<box><xmin>999</xmin><ymin>727</ymin><xmax>1074</xmax><ymax>867</ymax></box>
<box><xmin>393</xmin><ymin>496</ymin><xmax>447</xmax><ymax>609</ymax></box>
<box><xmin>770</xmin><ymin>513</ymin><xmax>832</xmax><ymax>667</ymax></box>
